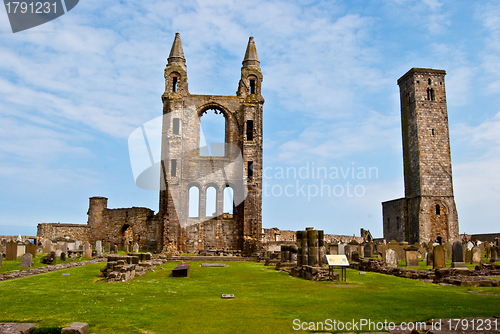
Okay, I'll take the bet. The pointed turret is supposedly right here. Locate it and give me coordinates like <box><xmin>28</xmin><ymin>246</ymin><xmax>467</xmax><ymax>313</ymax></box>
<box><xmin>168</xmin><ymin>32</ymin><xmax>185</xmax><ymax>65</ymax></box>
<box><xmin>242</xmin><ymin>36</ymin><xmax>260</xmax><ymax>68</ymax></box>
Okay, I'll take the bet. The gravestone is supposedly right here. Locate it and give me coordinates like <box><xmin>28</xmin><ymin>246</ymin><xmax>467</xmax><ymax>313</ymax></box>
<box><xmin>465</xmin><ymin>249</ymin><xmax>472</xmax><ymax>264</ymax></box>
<box><xmin>372</xmin><ymin>243</ymin><xmax>378</xmax><ymax>256</ymax></box>
<box><xmin>20</xmin><ymin>253</ymin><xmax>33</xmax><ymax>268</ymax></box>
<box><xmin>41</xmin><ymin>251</ymin><xmax>56</xmax><ymax>264</ymax></box>
<box><xmin>84</xmin><ymin>248</ymin><xmax>92</xmax><ymax>259</ymax></box>
<box><xmin>467</xmin><ymin>241</ymin><xmax>474</xmax><ymax>251</ymax></box>
<box><xmin>384</xmin><ymin>249</ymin><xmax>398</xmax><ymax>267</ymax></box>
<box><xmin>433</xmin><ymin>245</ymin><xmax>445</xmax><ymax>269</ymax></box>
<box><xmin>83</xmin><ymin>242</ymin><xmax>91</xmax><ymax>252</ymax></box>
<box><xmin>363</xmin><ymin>244</ymin><xmax>372</xmax><ymax>258</ymax></box>
<box><xmin>338</xmin><ymin>243</ymin><xmax>345</xmax><ymax>255</ymax></box>
<box><xmin>55</xmin><ymin>249</ymin><xmax>62</xmax><ymax>258</ymax></box>
<box><xmin>95</xmin><ymin>241</ymin><xmax>102</xmax><ymax>256</ymax></box>
<box><xmin>75</xmin><ymin>241</ymin><xmax>80</xmax><ymax>250</ymax></box>
<box><xmin>16</xmin><ymin>242</ymin><xmax>25</xmax><ymax>257</ymax></box>
<box><xmin>351</xmin><ymin>250</ymin><xmax>360</xmax><ymax>262</ymax></box>
<box><xmin>329</xmin><ymin>243</ymin><xmax>339</xmax><ymax>255</ymax></box>
<box><xmin>6</xmin><ymin>240</ymin><xmax>17</xmax><ymax>261</ymax></box>
<box><xmin>104</xmin><ymin>242</ymin><xmax>110</xmax><ymax>253</ymax></box>
<box><xmin>62</xmin><ymin>242</ymin><xmax>68</xmax><ymax>254</ymax></box>
<box><xmin>426</xmin><ymin>250</ymin><xmax>434</xmax><ymax>267</ymax></box>
<box><xmin>60</xmin><ymin>252</ymin><xmax>67</xmax><ymax>261</ymax></box>
<box><xmin>451</xmin><ymin>240</ymin><xmax>467</xmax><ymax>269</ymax></box>
<box><xmin>490</xmin><ymin>246</ymin><xmax>500</xmax><ymax>263</ymax></box>
<box><xmin>44</xmin><ymin>240</ymin><xmax>52</xmax><ymax>254</ymax></box>
<box><xmin>445</xmin><ymin>242</ymin><xmax>453</xmax><ymax>262</ymax></box>
<box><xmin>111</xmin><ymin>244</ymin><xmax>118</xmax><ymax>254</ymax></box>
<box><xmin>471</xmin><ymin>246</ymin><xmax>481</xmax><ymax>264</ymax></box>
<box><xmin>405</xmin><ymin>246</ymin><xmax>419</xmax><ymax>267</ymax></box>
<box><xmin>133</xmin><ymin>242</ymin><xmax>139</xmax><ymax>253</ymax></box>
<box><xmin>25</xmin><ymin>241</ymin><xmax>37</xmax><ymax>257</ymax></box>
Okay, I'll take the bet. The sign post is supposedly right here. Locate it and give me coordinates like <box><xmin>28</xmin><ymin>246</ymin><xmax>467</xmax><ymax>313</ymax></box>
<box><xmin>326</xmin><ymin>255</ymin><xmax>349</xmax><ymax>282</ymax></box>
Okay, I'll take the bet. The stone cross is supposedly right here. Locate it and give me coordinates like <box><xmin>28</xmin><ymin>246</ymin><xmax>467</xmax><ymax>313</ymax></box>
<box><xmin>384</xmin><ymin>249</ymin><xmax>398</xmax><ymax>267</ymax></box>
<box><xmin>6</xmin><ymin>240</ymin><xmax>17</xmax><ymax>261</ymax></box>
<box><xmin>20</xmin><ymin>253</ymin><xmax>33</xmax><ymax>268</ymax></box>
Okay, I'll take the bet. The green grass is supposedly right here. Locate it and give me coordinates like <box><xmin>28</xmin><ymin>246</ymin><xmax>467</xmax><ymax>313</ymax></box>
<box><xmin>0</xmin><ymin>262</ymin><xmax>498</xmax><ymax>333</ymax></box>
<box><xmin>0</xmin><ymin>254</ymin><xmax>93</xmax><ymax>274</ymax></box>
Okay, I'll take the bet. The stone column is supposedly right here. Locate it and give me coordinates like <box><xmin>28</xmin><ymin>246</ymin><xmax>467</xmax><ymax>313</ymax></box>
<box><xmin>307</xmin><ymin>229</ymin><xmax>319</xmax><ymax>266</ymax></box>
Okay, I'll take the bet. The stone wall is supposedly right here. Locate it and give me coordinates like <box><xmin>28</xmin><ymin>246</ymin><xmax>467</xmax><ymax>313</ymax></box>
<box><xmin>36</xmin><ymin>223</ymin><xmax>90</xmax><ymax>242</ymax></box>
<box><xmin>382</xmin><ymin>198</ymin><xmax>407</xmax><ymax>242</ymax></box>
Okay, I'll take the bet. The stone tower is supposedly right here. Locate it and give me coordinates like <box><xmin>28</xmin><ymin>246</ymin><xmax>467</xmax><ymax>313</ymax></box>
<box><xmin>383</xmin><ymin>68</ymin><xmax>459</xmax><ymax>244</ymax></box>
<box><xmin>158</xmin><ymin>33</ymin><xmax>264</xmax><ymax>255</ymax></box>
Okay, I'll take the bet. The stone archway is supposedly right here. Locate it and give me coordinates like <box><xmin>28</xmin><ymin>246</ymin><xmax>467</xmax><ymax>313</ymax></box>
<box><xmin>119</xmin><ymin>224</ymin><xmax>134</xmax><ymax>251</ymax></box>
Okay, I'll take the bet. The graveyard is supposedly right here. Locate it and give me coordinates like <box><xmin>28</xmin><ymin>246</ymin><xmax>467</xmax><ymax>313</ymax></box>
<box><xmin>0</xmin><ymin>236</ymin><xmax>499</xmax><ymax>333</ymax></box>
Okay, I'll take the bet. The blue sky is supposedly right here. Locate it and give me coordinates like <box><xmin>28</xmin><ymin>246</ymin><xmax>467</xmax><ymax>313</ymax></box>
<box><xmin>1</xmin><ymin>0</ymin><xmax>499</xmax><ymax>238</ymax></box>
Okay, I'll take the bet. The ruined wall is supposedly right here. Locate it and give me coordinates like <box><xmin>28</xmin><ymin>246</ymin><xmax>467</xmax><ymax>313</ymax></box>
<box><xmin>37</xmin><ymin>223</ymin><xmax>90</xmax><ymax>242</ymax></box>
<box><xmin>159</xmin><ymin>34</ymin><xmax>263</xmax><ymax>255</ymax></box>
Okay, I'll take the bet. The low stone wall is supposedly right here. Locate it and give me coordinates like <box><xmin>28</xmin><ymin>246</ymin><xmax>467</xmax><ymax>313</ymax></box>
<box><xmin>0</xmin><ymin>258</ymin><xmax>105</xmax><ymax>282</ymax></box>
<box><xmin>351</xmin><ymin>258</ymin><xmax>500</xmax><ymax>287</ymax></box>
<box><xmin>163</xmin><ymin>256</ymin><xmax>259</xmax><ymax>262</ymax></box>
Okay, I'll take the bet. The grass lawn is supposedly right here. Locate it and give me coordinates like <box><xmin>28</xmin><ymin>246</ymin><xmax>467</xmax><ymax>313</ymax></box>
<box><xmin>0</xmin><ymin>262</ymin><xmax>498</xmax><ymax>333</ymax></box>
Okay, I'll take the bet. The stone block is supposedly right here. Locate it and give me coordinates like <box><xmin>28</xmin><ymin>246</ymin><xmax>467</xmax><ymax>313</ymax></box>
<box><xmin>61</xmin><ymin>322</ymin><xmax>89</xmax><ymax>334</ymax></box>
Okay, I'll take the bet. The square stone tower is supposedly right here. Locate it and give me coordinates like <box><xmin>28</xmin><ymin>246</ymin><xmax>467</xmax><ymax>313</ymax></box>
<box><xmin>383</xmin><ymin>68</ymin><xmax>459</xmax><ymax>244</ymax></box>
<box><xmin>158</xmin><ymin>33</ymin><xmax>264</xmax><ymax>255</ymax></box>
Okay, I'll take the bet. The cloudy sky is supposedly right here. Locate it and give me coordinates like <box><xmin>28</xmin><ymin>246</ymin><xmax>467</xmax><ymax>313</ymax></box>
<box><xmin>1</xmin><ymin>0</ymin><xmax>499</xmax><ymax>238</ymax></box>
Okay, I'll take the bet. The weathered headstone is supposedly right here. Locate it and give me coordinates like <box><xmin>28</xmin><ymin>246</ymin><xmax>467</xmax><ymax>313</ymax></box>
<box><xmin>384</xmin><ymin>248</ymin><xmax>398</xmax><ymax>267</ymax></box>
<box><xmin>95</xmin><ymin>241</ymin><xmax>102</xmax><ymax>256</ymax></box>
<box><xmin>351</xmin><ymin>250</ymin><xmax>360</xmax><ymax>262</ymax></box>
<box><xmin>338</xmin><ymin>243</ymin><xmax>345</xmax><ymax>255</ymax></box>
<box><xmin>433</xmin><ymin>245</ymin><xmax>445</xmax><ymax>269</ymax></box>
<box><xmin>451</xmin><ymin>240</ymin><xmax>467</xmax><ymax>269</ymax></box>
<box><xmin>20</xmin><ymin>253</ymin><xmax>33</xmax><ymax>268</ymax></box>
<box><xmin>426</xmin><ymin>250</ymin><xmax>434</xmax><ymax>267</ymax></box>
<box><xmin>62</xmin><ymin>242</ymin><xmax>68</xmax><ymax>254</ymax></box>
<box><xmin>60</xmin><ymin>252</ymin><xmax>67</xmax><ymax>261</ymax></box>
<box><xmin>490</xmin><ymin>246</ymin><xmax>500</xmax><ymax>263</ymax></box>
<box><xmin>55</xmin><ymin>249</ymin><xmax>62</xmax><ymax>258</ymax></box>
<box><xmin>465</xmin><ymin>249</ymin><xmax>472</xmax><ymax>264</ymax></box>
<box><xmin>44</xmin><ymin>240</ymin><xmax>52</xmax><ymax>254</ymax></box>
<box><xmin>363</xmin><ymin>244</ymin><xmax>372</xmax><ymax>258</ymax></box>
<box><xmin>84</xmin><ymin>248</ymin><xmax>92</xmax><ymax>259</ymax></box>
<box><xmin>25</xmin><ymin>241</ymin><xmax>37</xmax><ymax>257</ymax></box>
<box><xmin>405</xmin><ymin>246</ymin><xmax>419</xmax><ymax>267</ymax></box>
<box><xmin>471</xmin><ymin>246</ymin><xmax>481</xmax><ymax>264</ymax></box>
<box><xmin>329</xmin><ymin>243</ymin><xmax>339</xmax><ymax>255</ymax></box>
<box><xmin>104</xmin><ymin>242</ymin><xmax>110</xmax><ymax>253</ymax></box>
<box><xmin>0</xmin><ymin>253</ymin><xmax>3</xmax><ymax>267</ymax></box>
<box><xmin>6</xmin><ymin>240</ymin><xmax>17</xmax><ymax>261</ymax></box>
<box><xmin>111</xmin><ymin>244</ymin><xmax>118</xmax><ymax>254</ymax></box>
<box><xmin>133</xmin><ymin>242</ymin><xmax>139</xmax><ymax>253</ymax></box>
<box><xmin>75</xmin><ymin>241</ymin><xmax>80</xmax><ymax>250</ymax></box>
<box><xmin>445</xmin><ymin>242</ymin><xmax>453</xmax><ymax>262</ymax></box>
<box><xmin>83</xmin><ymin>242</ymin><xmax>91</xmax><ymax>252</ymax></box>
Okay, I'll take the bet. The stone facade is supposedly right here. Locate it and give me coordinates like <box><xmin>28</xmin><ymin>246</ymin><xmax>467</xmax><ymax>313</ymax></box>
<box><xmin>383</xmin><ymin>68</ymin><xmax>459</xmax><ymax>245</ymax></box>
<box><xmin>158</xmin><ymin>33</ymin><xmax>263</xmax><ymax>255</ymax></box>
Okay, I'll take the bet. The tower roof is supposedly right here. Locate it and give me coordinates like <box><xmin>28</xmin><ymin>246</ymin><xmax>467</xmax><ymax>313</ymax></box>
<box><xmin>168</xmin><ymin>32</ymin><xmax>185</xmax><ymax>65</ymax></box>
<box><xmin>242</xmin><ymin>36</ymin><xmax>260</xmax><ymax>68</ymax></box>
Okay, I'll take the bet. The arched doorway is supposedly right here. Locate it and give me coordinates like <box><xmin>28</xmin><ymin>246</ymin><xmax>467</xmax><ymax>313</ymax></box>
<box><xmin>119</xmin><ymin>224</ymin><xmax>134</xmax><ymax>251</ymax></box>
